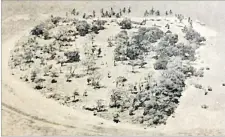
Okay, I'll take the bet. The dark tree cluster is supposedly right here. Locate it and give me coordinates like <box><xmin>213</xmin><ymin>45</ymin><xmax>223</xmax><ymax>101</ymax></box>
<box><xmin>91</xmin><ymin>19</ymin><xmax>107</xmax><ymax>34</ymax></box>
<box><xmin>183</xmin><ymin>27</ymin><xmax>206</xmax><ymax>44</ymax></box>
<box><xmin>114</xmin><ymin>27</ymin><xmax>164</xmax><ymax>61</ymax></box>
<box><xmin>76</xmin><ymin>20</ymin><xmax>90</xmax><ymax>36</ymax></box>
<box><xmin>31</xmin><ymin>21</ymin><xmax>55</xmax><ymax>39</ymax></box>
<box><xmin>64</xmin><ymin>51</ymin><xmax>80</xmax><ymax>63</ymax></box>
<box><xmin>119</xmin><ymin>18</ymin><xmax>132</xmax><ymax>29</ymax></box>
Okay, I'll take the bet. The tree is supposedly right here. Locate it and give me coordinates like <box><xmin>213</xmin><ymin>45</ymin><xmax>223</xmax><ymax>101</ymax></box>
<box><xmin>56</xmin><ymin>52</ymin><xmax>67</xmax><ymax>66</ymax></box>
<box><xmin>184</xmin><ymin>28</ymin><xmax>206</xmax><ymax>44</ymax></box>
<box><xmin>128</xmin><ymin>7</ymin><xmax>131</xmax><ymax>13</ymax></box>
<box><xmin>123</xmin><ymin>7</ymin><xmax>126</xmax><ymax>13</ymax></box>
<box><xmin>93</xmin><ymin>10</ymin><xmax>96</xmax><ymax>17</ymax></box>
<box><xmin>109</xmin><ymin>88</ymin><xmax>130</xmax><ymax>109</ymax></box>
<box><xmin>89</xmin><ymin>32</ymin><xmax>96</xmax><ymax>46</ymax></box>
<box><xmin>89</xmin><ymin>71</ymin><xmax>102</xmax><ymax>88</ymax></box>
<box><xmin>82</xmin><ymin>53</ymin><xmax>96</xmax><ymax>74</ymax></box>
<box><xmin>144</xmin><ymin>10</ymin><xmax>149</xmax><ymax>17</ymax></box>
<box><xmin>129</xmin><ymin>60</ymin><xmax>138</xmax><ymax>73</ymax></box>
<box><xmin>96</xmin><ymin>99</ymin><xmax>106</xmax><ymax>112</ymax></box>
<box><xmin>154</xmin><ymin>56</ymin><xmax>168</xmax><ymax>70</ymax></box>
<box><xmin>114</xmin><ymin>30</ymin><xmax>129</xmax><ymax>61</ymax></box>
<box><xmin>119</xmin><ymin>18</ymin><xmax>132</xmax><ymax>29</ymax></box>
<box><xmin>155</xmin><ymin>10</ymin><xmax>160</xmax><ymax>16</ymax></box>
<box><xmin>43</xmin><ymin>65</ymin><xmax>50</xmax><ymax>76</ymax></box>
<box><xmin>23</xmin><ymin>49</ymin><xmax>33</xmax><ymax>63</ymax></box>
<box><xmin>76</xmin><ymin>21</ymin><xmax>90</xmax><ymax>36</ymax></box>
<box><xmin>91</xmin><ymin>19</ymin><xmax>105</xmax><ymax>34</ymax></box>
<box><xmin>150</xmin><ymin>7</ymin><xmax>155</xmax><ymax>15</ymax></box>
<box><xmin>51</xmin><ymin>67</ymin><xmax>59</xmax><ymax>77</ymax></box>
<box><xmin>83</xmin><ymin>13</ymin><xmax>86</xmax><ymax>19</ymax></box>
<box><xmin>107</xmin><ymin>37</ymin><xmax>114</xmax><ymax>47</ymax></box>
<box><xmin>30</xmin><ymin>69</ymin><xmax>37</xmax><ymax>82</ymax></box>
<box><xmin>97</xmin><ymin>48</ymin><xmax>102</xmax><ymax>57</ymax></box>
<box><xmin>165</xmin><ymin>11</ymin><xmax>168</xmax><ymax>16</ymax></box>
<box><xmin>65</xmin><ymin>64</ymin><xmax>77</xmax><ymax>81</ymax></box>
<box><xmin>64</xmin><ymin>51</ymin><xmax>80</xmax><ymax>63</ymax></box>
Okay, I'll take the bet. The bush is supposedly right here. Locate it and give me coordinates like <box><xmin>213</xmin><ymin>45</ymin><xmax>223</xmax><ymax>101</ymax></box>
<box><xmin>96</xmin><ymin>99</ymin><xmax>107</xmax><ymax>112</ymax></box>
<box><xmin>114</xmin><ymin>31</ymin><xmax>129</xmax><ymax>61</ymax></box>
<box><xmin>51</xmin><ymin>16</ymin><xmax>63</xmax><ymax>25</ymax></box>
<box><xmin>163</xmin><ymin>33</ymin><xmax>178</xmax><ymax>45</ymax></box>
<box><xmin>136</xmin><ymin>27</ymin><xmax>164</xmax><ymax>43</ymax></box>
<box><xmin>31</xmin><ymin>24</ymin><xmax>45</xmax><ymax>36</ymax></box>
<box><xmin>89</xmin><ymin>71</ymin><xmax>102</xmax><ymax>89</ymax></box>
<box><xmin>114</xmin><ymin>27</ymin><xmax>164</xmax><ymax>61</ymax></box>
<box><xmin>119</xmin><ymin>18</ymin><xmax>132</xmax><ymax>29</ymax></box>
<box><xmin>76</xmin><ymin>21</ymin><xmax>90</xmax><ymax>36</ymax></box>
<box><xmin>64</xmin><ymin>51</ymin><xmax>80</xmax><ymax>63</ymax></box>
<box><xmin>31</xmin><ymin>20</ymin><xmax>54</xmax><ymax>38</ymax></box>
<box><xmin>184</xmin><ymin>28</ymin><xmax>206</xmax><ymax>44</ymax></box>
<box><xmin>176</xmin><ymin>43</ymin><xmax>196</xmax><ymax>61</ymax></box>
<box><xmin>156</xmin><ymin>38</ymin><xmax>197</xmax><ymax>61</ymax></box>
<box><xmin>109</xmin><ymin>88</ymin><xmax>130</xmax><ymax>109</ymax></box>
<box><xmin>91</xmin><ymin>20</ymin><xmax>106</xmax><ymax>33</ymax></box>
<box><xmin>154</xmin><ymin>56</ymin><xmax>168</xmax><ymax>70</ymax></box>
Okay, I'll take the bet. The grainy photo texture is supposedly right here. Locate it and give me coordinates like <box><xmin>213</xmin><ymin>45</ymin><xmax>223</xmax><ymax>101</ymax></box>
<box><xmin>2</xmin><ymin>1</ymin><xmax>225</xmax><ymax>136</ymax></box>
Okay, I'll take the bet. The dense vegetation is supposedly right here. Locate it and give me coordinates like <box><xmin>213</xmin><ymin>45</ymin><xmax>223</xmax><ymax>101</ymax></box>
<box><xmin>9</xmin><ymin>8</ymin><xmax>207</xmax><ymax>127</ymax></box>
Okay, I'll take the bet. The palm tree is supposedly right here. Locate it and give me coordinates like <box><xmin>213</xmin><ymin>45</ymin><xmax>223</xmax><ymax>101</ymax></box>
<box><xmin>155</xmin><ymin>10</ymin><xmax>160</xmax><ymax>16</ymax></box>
<box><xmin>150</xmin><ymin>7</ymin><xmax>155</xmax><ymax>15</ymax></box>
<box><xmin>128</xmin><ymin>7</ymin><xmax>131</xmax><ymax>13</ymax></box>
<box><xmin>110</xmin><ymin>7</ymin><xmax>114</xmax><ymax>15</ymax></box>
<box><xmin>144</xmin><ymin>10</ymin><xmax>149</xmax><ymax>17</ymax></box>
<box><xmin>93</xmin><ymin>10</ymin><xmax>96</xmax><ymax>17</ymax></box>
<box><xmin>105</xmin><ymin>11</ymin><xmax>109</xmax><ymax>17</ymax></box>
<box><xmin>100</xmin><ymin>8</ymin><xmax>104</xmax><ymax>14</ymax></box>
<box><xmin>123</xmin><ymin>7</ymin><xmax>126</xmax><ymax>13</ymax></box>
<box><xmin>120</xmin><ymin>9</ymin><xmax>122</xmax><ymax>16</ymax></box>
<box><xmin>83</xmin><ymin>13</ymin><xmax>86</xmax><ymax>19</ymax></box>
<box><xmin>165</xmin><ymin>11</ymin><xmax>168</xmax><ymax>16</ymax></box>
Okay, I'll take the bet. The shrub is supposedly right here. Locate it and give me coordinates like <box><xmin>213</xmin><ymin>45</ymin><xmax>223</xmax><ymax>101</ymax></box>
<box><xmin>136</xmin><ymin>27</ymin><xmax>164</xmax><ymax>43</ymax></box>
<box><xmin>31</xmin><ymin>20</ymin><xmax>54</xmax><ymax>38</ymax></box>
<box><xmin>91</xmin><ymin>20</ymin><xmax>106</xmax><ymax>33</ymax></box>
<box><xmin>176</xmin><ymin>43</ymin><xmax>196</xmax><ymax>61</ymax></box>
<box><xmin>89</xmin><ymin>71</ymin><xmax>102</xmax><ymax>88</ymax></box>
<box><xmin>31</xmin><ymin>24</ymin><xmax>45</xmax><ymax>37</ymax></box>
<box><xmin>155</xmin><ymin>10</ymin><xmax>160</xmax><ymax>16</ymax></box>
<box><xmin>114</xmin><ymin>31</ymin><xmax>129</xmax><ymax>61</ymax></box>
<box><xmin>96</xmin><ymin>99</ymin><xmax>107</xmax><ymax>112</ymax></box>
<box><xmin>76</xmin><ymin>21</ymin><xmax>90</xmax><ymax>36</ymax></box>
<box><xmin>64</xmin><ymin>51</ymin><xmax>80</xmax><ymax>63</ymax></box>
<box><xmin>51</xmin><ymin>16</ymin><xmax>62</xmax><ymax>25</ymax></box>
<box><xmin>82</xmin><ymin>53</ymin><xmax>96</xmax><ymax>74</ymax></box>
<box><xmin>154</xmin><ymin>56</ymin><xmax>168</xmax><ymax>70</ymax></box>
<box><xmin>119</xmin><ymin>18</ymin><xmax>132</xmax><ymax>29</ymax></box>
<box><xmin>109</xmin><ymin>88</ymin><xmax>130</xmax><ymax>108</ymax></box>
<box><xmin>184</xmin><ymin>28</ymin><xmax>206</xmax><ymax>44</ymax></box>
<box><xmin>50</xmin><ymin>67</ymin><xmax>59</xmax><ymax>77</ymax></box>
<box><xmin>116</xmin><ymin>76</ymin><xmax>127</xmax><ymax>87</ymax></box>
<box><xmin>163</xmin><ymin>33</ymin><xmax>178</xmax><ymax>45</ymax></box>
<box><xmin>156</xmin><ymin>38</ymin><xmax>197</xmax><ymax>61</ymax></box>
